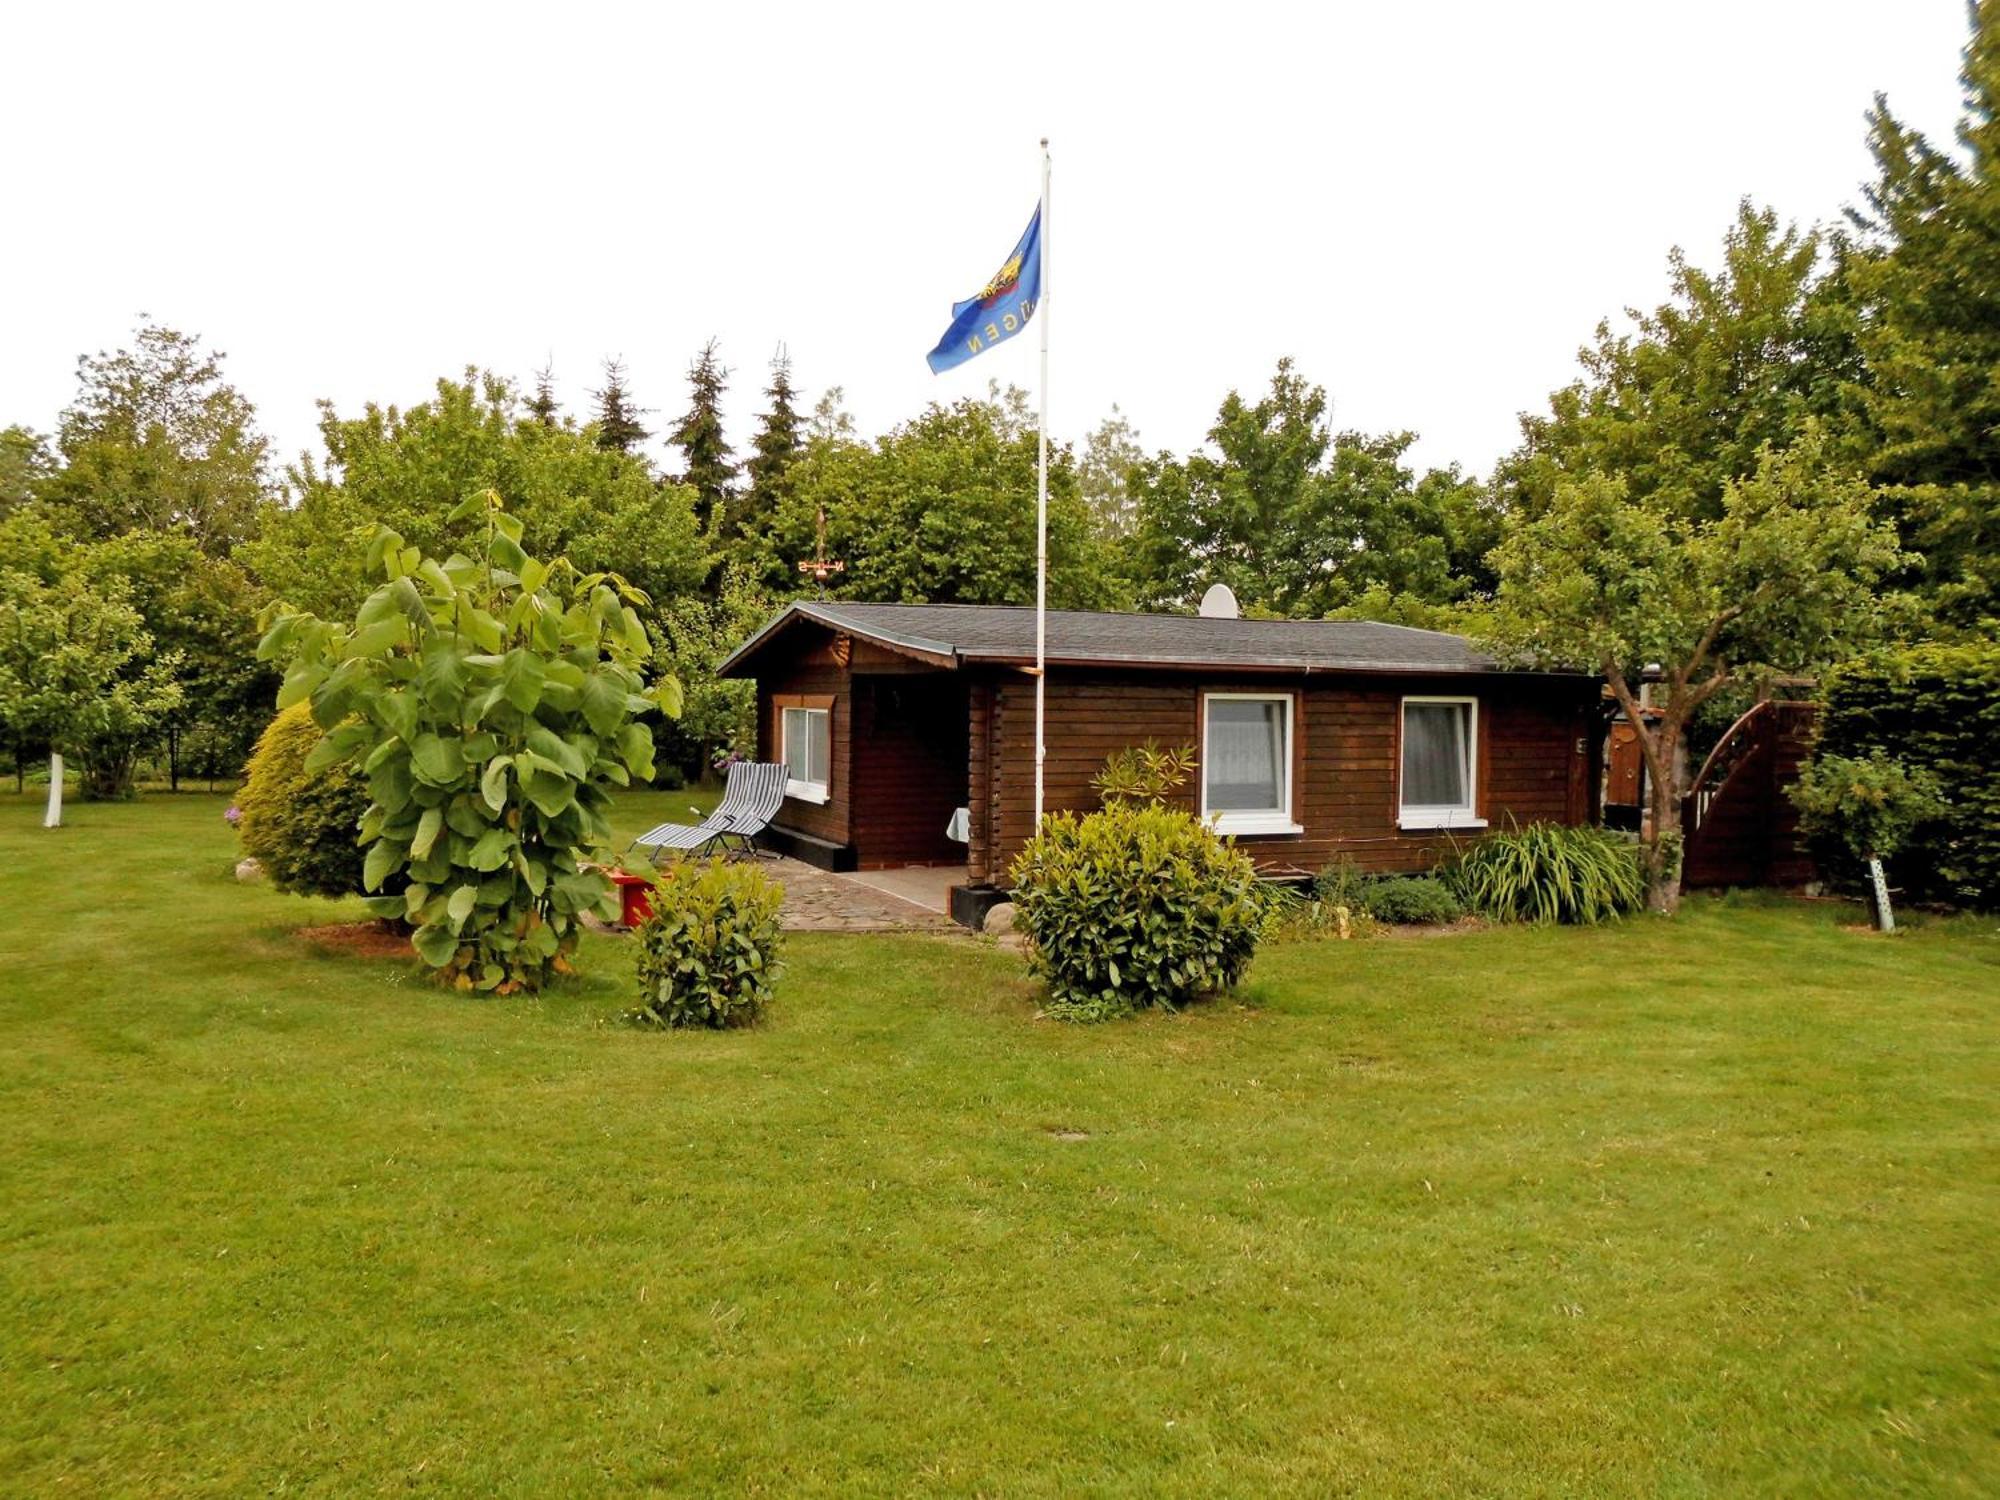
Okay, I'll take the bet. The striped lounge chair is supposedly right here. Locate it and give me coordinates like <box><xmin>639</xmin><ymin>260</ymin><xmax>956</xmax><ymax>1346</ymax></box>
<box><xmin>629</xmin><ymin>761</ymin><xmax>787</xmax><ymax>864</ymax></box>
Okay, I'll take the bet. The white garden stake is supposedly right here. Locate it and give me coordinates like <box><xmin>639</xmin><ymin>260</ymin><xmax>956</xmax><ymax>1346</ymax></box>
<box><xmin>1867</xmin><ymin>856</ymin><xmax>1895</xmax><ymax>933</ymax></box>
<box><xmin>43</xmin><ymin>753</ymin><xmax>63</xmax><ymax>829</ymax></box>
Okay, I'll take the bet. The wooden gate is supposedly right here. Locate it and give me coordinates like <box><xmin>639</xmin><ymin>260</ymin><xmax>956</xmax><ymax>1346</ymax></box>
<box><xmin>1681</xmin><ymin>701</ymin><xmax>1818</xmax><ymax>889</ymax></box>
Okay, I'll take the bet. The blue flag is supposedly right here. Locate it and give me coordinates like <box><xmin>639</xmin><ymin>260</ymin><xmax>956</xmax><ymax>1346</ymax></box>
<box><xmin>926</xmin><ymin>205</ymin><xmax>1042</xmax><ymax>374</ymax></box>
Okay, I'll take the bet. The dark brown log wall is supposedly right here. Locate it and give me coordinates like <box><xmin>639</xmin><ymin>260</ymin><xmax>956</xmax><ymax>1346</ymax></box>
<box><xmin>756</xmin><ymin>648</ymin><xmax>850</xmax><ymax>848</ymax></box>
<box><xmin>970</xmin><ymin>669</ymin><xmax>1596</xmax><ymax>883</ymax></box>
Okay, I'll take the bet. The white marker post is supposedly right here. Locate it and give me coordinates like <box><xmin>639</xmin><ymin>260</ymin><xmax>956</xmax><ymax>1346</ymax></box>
<box><xmin>44</xmin><ymin>752</ymin><xmax>63</xmax><ymax>829</ymax></box>
<box><xmin>1034</xmin><ymin>137</ymin><xmax>1050</xmax><ymax>827</ymax></box>
<box><xmin>1867</xmin><ymin>855</ymin><xmax>1895</xmax><ymax>933</ymax></box>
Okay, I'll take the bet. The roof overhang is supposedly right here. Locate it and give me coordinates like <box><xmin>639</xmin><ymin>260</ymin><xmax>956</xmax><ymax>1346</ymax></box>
<box><xmin>717</xmin><ymin>603</ymin><xmax>958</xmax><ymax>677</ymax></box>
<box><xmin>718</xmin><ymin>603</ymin><xmax>1596</xmax><ymax>683</ymax></box>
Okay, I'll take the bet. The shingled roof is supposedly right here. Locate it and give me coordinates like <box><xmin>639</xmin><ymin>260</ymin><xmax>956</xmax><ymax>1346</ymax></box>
<box><xmin>720</xmin><ymin>602</ymin><xmax>1566</xmax><ymax>677</ymax></box>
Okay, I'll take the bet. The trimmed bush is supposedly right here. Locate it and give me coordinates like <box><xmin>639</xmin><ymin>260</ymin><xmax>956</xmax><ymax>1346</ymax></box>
<box><xmin>236</xmin><ymin>701</ymin><xmax>371</xmax><ymax>899</ymax></box>
<box><xmin>1816</xmin><ymin>644</ymin><xmax>1999</xmax><ymax>908</ymax></box>
<box><xmin>1361</xmin><ymin>875</ymin><xmax>1464</xmax><ymax>926</ymax></box>
<box><xmin>631</xmin><ymin>858</ymin><xmax>784</xmax><ymax>1029</ymax></box>
<box><xmin>1009</xmin><ymin>801</ymin><xmax>1264</xmax><ymax>1021</ymax></box>
<box><xmin>1449</xmin><ymin>822</ymin><xmax>1645</xmax><ymax>924</ymax></box>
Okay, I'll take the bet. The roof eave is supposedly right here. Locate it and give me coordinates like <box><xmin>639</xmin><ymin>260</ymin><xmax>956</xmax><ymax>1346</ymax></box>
<box><xmin>716</xmin><ymin>603</ymin><xmax>960</xmax><ymax>678</ymax></box>
<box><xmin>958</xmin><ymin>651</ymin><xmax>1594</xmax><ymax>680</ymax></box>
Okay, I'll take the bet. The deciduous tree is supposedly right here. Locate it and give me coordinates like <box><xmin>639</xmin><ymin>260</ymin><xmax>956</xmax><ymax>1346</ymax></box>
<box><xmin>1125</xmin><ymin>360</ymin><xmax>1497</xmax><ymax>616</ymax></box>
<box><xmin>37</xmin><ymin>321</ymin><xmax>270</xmax><ymax>554</ymax></box>
<box><xmin>1495</xmin><ymin>204</ymin><xmax>1857</xmax><ymax>527</ymax></box>
<box><xmin>1488</xmin><ymin>428</ymin><xmax>1903</xmax><ymax>913</ymax></box>
<box><xmin>0</xmin><ymin>513</ymin><xmax>183</xmax><ymax>810</ymax></box>
<box><xmin>245</xmin><ymin>373</ymin><xmax>706</xmax><ymax>621</ymax></box>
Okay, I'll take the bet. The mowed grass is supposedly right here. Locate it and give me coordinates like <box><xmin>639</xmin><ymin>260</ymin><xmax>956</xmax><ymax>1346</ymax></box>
<box><xmin>2</xmin><ymin>793</ymin><xmax>1996</xmax><ymax>1497</ymax></box>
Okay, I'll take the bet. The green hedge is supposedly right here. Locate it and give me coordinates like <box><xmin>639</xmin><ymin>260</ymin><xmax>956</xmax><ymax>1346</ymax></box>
<box><xmin>1816</xmin><ymin>643</ymin><xmax>2000</xmax><ymax>909</ymax></box>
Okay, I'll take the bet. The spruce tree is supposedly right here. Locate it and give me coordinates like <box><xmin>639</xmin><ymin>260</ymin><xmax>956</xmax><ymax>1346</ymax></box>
<box><xmin>525</xmin><ymin>360</ymin><xmax>561</xmax><ymax>427</ymax></box>
<box><xmin>737</xmin><ymin>345</ymin><xmax>802</xmax><ymax>540</ymax></box>
<box><xmin>590</xmin><ymin>358</ymin><xmax>651</xmax><ymax>454</ymax></box>
<box><xmin>672</xmin><ymin>338</ymin><xmax>737</xmax><ymax>535</ymax></box>
<box><xmin>1841</xmin><ymin>0</ymin><xmax>2000</xmax><ymax>629</ymax></box>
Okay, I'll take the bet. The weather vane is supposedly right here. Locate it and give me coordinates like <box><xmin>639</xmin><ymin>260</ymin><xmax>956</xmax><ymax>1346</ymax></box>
<box><xmin>797</xmin><ymin>505</ymin><xmax>845</xmax><ymax>597</ymax></box>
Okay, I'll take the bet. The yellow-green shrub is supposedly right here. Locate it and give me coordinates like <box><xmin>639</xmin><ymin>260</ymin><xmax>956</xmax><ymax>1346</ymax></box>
<box><xmin>236</xmin><ymin>702</ymin><xmax>371</xmax><ymax>898</ymax></box>
<box><xmin>631</xmin><ymin>858</ymin><xmax>784</xmax><ymax>1029</ymax></box>
<box><xmin>1009</xmin><ymin>801</ymin><xmax>1264</xmax><ymax>1021</ymax></box>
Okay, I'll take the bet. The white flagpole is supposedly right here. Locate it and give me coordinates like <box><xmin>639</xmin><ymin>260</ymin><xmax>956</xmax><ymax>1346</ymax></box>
<box><xmin>1035</xmin><ymin>137</ymin><xmax>1050</xmax><ymax>827</ymax></box>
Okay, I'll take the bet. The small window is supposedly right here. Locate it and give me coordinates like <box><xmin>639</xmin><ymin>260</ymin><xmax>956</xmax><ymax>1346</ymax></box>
<box><xmin>1400</xmin><ymin>697</ymin><xmax>1481</xmax><ymax>828</ymax></box>
<box><xmin>1201</xmin><ymin>693</ymin><xmax>1300</xmax><ymax>836</ymax></box>
<box><xmin>781</xmin><ymin>705</ymin><xmax>831</xmax><ymax>803</ymax></box>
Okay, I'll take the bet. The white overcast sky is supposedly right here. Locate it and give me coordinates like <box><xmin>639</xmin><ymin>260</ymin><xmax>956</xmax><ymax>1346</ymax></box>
<box><xmin>0</xmin><ymin>2</ymin><xmax>1970</xmax><ymax>486</ymax></box>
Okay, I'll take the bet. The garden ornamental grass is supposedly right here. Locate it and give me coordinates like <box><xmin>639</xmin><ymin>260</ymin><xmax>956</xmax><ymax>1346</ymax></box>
<box><xmin>5</xmin><ymin>790</ymin><xmax>1995</xmax><ymax>1494</ymax></box>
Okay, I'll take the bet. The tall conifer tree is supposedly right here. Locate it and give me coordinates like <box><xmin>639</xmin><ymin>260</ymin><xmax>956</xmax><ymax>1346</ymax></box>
<box><xmin>525</xmin><ymin>360</ymin><xmax>561</xmax><ymax>427</ymax></box>
<box><xmin>1841</xmin><ymin>0</ymin><xmax>2000</xmax><ymax>628</ymax></box>
<box><xmin>736</xmin><ymin>345</ymin><xmax>802</xmax><ymax>540</ymax></box>
<box><xmin>590</xmin><ymin>358</ymin><xmax>651</xmax><ymax>454</ymax></box>
<box><xmin>672</xmin><ymin>338</ymin><xmax>737</xmax><ymax>536</ymax></box>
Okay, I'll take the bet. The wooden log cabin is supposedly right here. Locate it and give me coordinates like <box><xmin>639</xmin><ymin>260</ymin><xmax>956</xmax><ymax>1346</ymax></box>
<box><xmin>717</xmin><ymin>603</ymin><xmax>1602</xmax><ymax>925</ymax></box>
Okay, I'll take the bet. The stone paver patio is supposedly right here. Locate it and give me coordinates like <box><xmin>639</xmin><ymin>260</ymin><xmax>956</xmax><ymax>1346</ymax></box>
<box><xmin>763</xmin><ymin>857</ymin><xmax>961</xmax><ymax>934</ymax></box>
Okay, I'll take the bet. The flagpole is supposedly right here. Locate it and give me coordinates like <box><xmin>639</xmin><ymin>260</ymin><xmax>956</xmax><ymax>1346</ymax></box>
<box><xmin>1035</xmin><ymin>136</ymin><xmax>1050</xmax><ymax>827</ymax></box>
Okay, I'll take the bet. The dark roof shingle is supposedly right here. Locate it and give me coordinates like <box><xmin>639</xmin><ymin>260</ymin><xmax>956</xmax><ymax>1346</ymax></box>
<box><xmin>722</xmin><ymin>602</ymin><xmax>1563</xmax><ymax>677</ymax></box>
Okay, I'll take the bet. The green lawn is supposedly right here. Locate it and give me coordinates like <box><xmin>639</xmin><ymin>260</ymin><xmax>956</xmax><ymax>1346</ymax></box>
<box><xmin>2</xmin><ymin>793</ymin><xmax>1995</xmax><ymax>1497</ymax></box>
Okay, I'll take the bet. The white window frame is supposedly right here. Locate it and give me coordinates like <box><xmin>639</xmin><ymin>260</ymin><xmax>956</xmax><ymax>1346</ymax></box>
<box><xmin>780</xmin><ymin>704</ymin><xmax>831</xmax><ymax>804</ymax></box>
<box><xmin>1199</xmin><ymin>691</ymin><xmax>1302</xmax><ymax>837</ymax></box>
<box><xmin>1398</xmin><ymin>695</ymin><xmax>1484</xmax><ymax>830</ymax></box>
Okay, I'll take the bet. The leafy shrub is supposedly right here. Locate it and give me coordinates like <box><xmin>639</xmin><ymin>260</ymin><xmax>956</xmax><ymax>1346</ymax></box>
<box><xmin>1448</xmin><ymin>822</ymin><xmax>1645</xmax><ymax>924</ymax></box>
<box><xmin>1009</xmin><ymin>800</ymin><xmax>1264</xmax><ymax>1021</ymax></box>
<box><xmin>1788</xmin><ymin>752</ymin><xmax>1943</xmax><ymax>865</ymax></box>
<box><xmin>631</xmin><ymin>858</ymin><xmax>784</xmax><ymax>1029</ymax></box>
<box><xmin>1361</xmin><ymin>875</ymin><xmax>1464</xmax><ymax>925</ymax></box>
<box><xmin>235</xmin><ymin>701</ymin><xmax>372</xmax><ymax>898</ymax></box>
<box><xmin>259</xmin><ymin>489</ymin><xmax>682</xmax><ymax>993</ymax></box>
<box><xmin>1817</xmin><ymin>644</ymin><xmax>1999</xmax><ymax>908</ymax></box>
<box><xmin>1092</xmin><ymin>741</ymin><xmax>1198</xmax><ymax>806</ymax></box>
<box><xmin>1261</xmin><ymin>882</ymin><xmax>1372</xmax><ymax>942</ymax></box>
<box><xmin>1311</xmin><ymin>856</ymin><xmax>1368</xmax><ymax>911</ymax></box>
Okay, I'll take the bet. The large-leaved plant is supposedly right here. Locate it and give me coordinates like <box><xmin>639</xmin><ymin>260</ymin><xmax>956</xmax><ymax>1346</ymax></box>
<box><xmin>257</xmin><ymin>489</ymin><xmax>682</xmax><ymax>992</ymax></box>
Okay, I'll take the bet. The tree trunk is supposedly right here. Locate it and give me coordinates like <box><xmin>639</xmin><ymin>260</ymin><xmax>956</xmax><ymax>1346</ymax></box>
<box><xmin>1642</xmin><ymin>774</ymin><xmax>1683</xmax><ymax>914</ymax></box>
<box><xmin>1639</xmin><ymin>722</ymin><xmax>1687</xmax><ymax>915</ymax></box>
<box><xmin>81</xmin><ymin>749</ymin><xmax>137</xmax><ymax>801</ymax></box>
<box><xmin>169</xmin><ymin>723</ymin><xmax>180</xmax><ymax>793</ymax></box>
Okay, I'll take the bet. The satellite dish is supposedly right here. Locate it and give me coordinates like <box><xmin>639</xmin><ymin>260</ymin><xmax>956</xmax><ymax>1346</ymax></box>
<box><xmin>1198</xmin><ymin>583</ymin><xmax>1240</xmax><ymax>619</ymax></box>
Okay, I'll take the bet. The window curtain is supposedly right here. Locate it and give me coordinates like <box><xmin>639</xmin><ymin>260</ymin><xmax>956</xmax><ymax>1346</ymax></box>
<box><xmin>1206</xmin><ymin>699</ymin><xmax>1284</xmax><ymax>811</ymax></box>
<box><xmin>1403</xmin><ymin>702</ymin><xmax>1469</xmax><ymax>807</ymax></box>
<box><xmin>785</xmin><ymin>708</ymin><xmax>827</xmax><ymax>785</ymax></box>
<box><xmin>807</xmin><ymin>709</ymin><xmax>830</xmax><ymax>784</ymax></box>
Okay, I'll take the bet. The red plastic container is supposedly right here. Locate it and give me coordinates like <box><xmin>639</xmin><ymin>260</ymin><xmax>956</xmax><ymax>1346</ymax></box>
<box><xmin>605</xmin><ymin>868</ymin><xmax>655</xmax><ymax>929</ymax></box>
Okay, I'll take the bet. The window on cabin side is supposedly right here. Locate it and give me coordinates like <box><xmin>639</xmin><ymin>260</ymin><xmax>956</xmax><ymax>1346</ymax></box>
<box><xmin>782</xmin><ymin>706</ymin><xmax>831</xmax><ymax>803</ymax></box>
<box><xmin>1399</xmin><ymin>697</ymin><xmax>1478</xmax><ymax>827</ymax></box>
<box><xmin>1201</xmin><ymin>693</ymin><xmax>1298</xmax><ymax>836</ymax></box>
